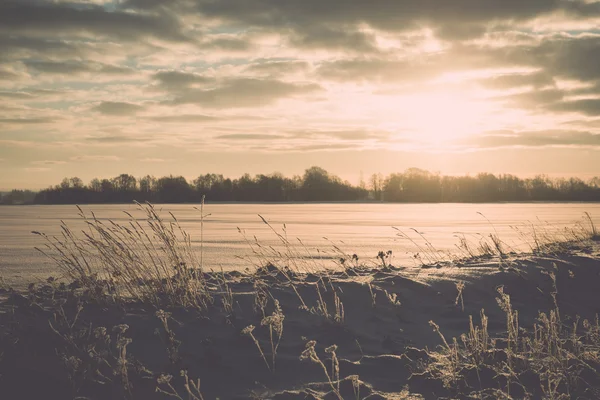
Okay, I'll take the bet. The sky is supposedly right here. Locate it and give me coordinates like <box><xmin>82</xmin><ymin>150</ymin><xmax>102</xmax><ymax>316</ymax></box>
<box><xmin>1</xmin><ymin>0</ymin><xmax>600</xmax><ymax>189</ymax></box>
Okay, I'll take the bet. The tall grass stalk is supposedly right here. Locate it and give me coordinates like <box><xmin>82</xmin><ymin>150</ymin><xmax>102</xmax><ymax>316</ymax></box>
<box><xmin>33</xmin><ymin>202</ymin><xmax>213</xmax><ymax>309</ymax></box>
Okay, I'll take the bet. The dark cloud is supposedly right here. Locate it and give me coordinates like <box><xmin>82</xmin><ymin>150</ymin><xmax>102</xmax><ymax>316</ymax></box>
<box><xmin>149</xmin><ymin>114</ymin><xmax>219</xmax><ymax>123</ymax></box>
<box><xmin>70</xmin><ymin>155</ymin><xmax>120</xmax><ymax>161</ymax></box>
<box><xmin>107</xmin><ymin>0</ymin><xmax>600</xmax><ymax>58</ymax></box>
<box><xmin>152</xmin><ymin>71</ymin><xmax>213</xmax><ymax>90</ymax></box>
<box><xmin>289</xmin><ymin>26</ymin><xmax>379</xmax><ymax>52</ymax></box>
<box><xmin>502</xmin><ymin>89</ymin><xmax>565</xmax><ymax>108</ymax></box>
<box><xmin>0</xmin><ymin>91</ymin><xmax>34</xmax><ymax>99</ymax></box>
<box><xmin>201</xmin><ymin>37</ymin><xmax>253</xmax><ymax>51</ymax></box>
<box><xmin>292</xmin><ymin>143</ymin><xmax>358</xmax><ymax>152</ymax></box>
<box><xmin>248</xmin><ymin>142</ymin><xmax>358</xmax><ymax>152</ymax></box>
<box><xmin>0</xmin><ymin>36</ymin><xmax>78</xmax><ymax>62</ymax></box>
<box><xmin>314</xmin><ymin>46</ymin><xmax>511</xmax><ymax>82</ymax></box>
<box><xmin>0</xmin><ymin>1</ymin><xmax>188</xmax><ymax>42</ymax></box>
<box><xmin>316</xmin><ymin>58</ymin><xmax>437</xmax><ymax>82</ymax></box>
<box><xmin>140</xmin><ymin>158</ymin><xmax>166</xmax><ymax>162</ymax></box>
<box><xmin>570</xmin><ymin>82</ymin><xmax>600</xmax><ymax>97</ymax></box>
<box><xmin>245</xmin><ymin>60</ymin><xmax>310</xmax><ymax>76</ymax></box>
<box><xmin>290</xmin><ymin>129</ymin><xmax>390</xmax><ymax>140</ymax></box>
<box><xmin>307</xmin><ymin>35</ymin><xmax>600</xmax><ymax>86</ymax></box>
<box><xmin>31</xmin><ymin>160</ymin><xmax>66</xmax><ymax>165</ymax></box>
<box><xmin>0</xmin><ymin>68</ymin><xmax>23</xmax><ymax>81</ymax></box>
<box><xmin>525</xmin><ymin>36</ymin><xmax>600</xmax><ymax>82</ymax></box>
<box><xmin>561</xmin><ymin>118</ymin><xmax>600</xmax><ymax>129</ymax></box>
<box><xmin>168</xmin><ymin>78</ymin><xmax>322</xmax><ymax>108</ymax></box>
<box><xmin>480</xmin><ymin>71</ymin><xmax>555</xmax><ymax>90</ymax></box>
<box><xmin>550</xmin><ymin>99</ymin><xmax>600</xmax><ymax>116</ymax></box>
<box><xmin>216</xmin><ymin>134</ymin><xmax>287</xmax><ymax>140</ymax></box>
<box><xmin>25</xmin><ymin>60</ymin><xmax>134</xmax><ymax>76</ymax></box>
<box><xmin>92</xmin><ymin>101</ymin><xmax>145</xmax><ymax>116</ymax></box>
<box><xmin>147</xmin><ymin>114</ymin><xmax>269</xmax><ymax>123</ymax></box>
<box><xmin>178</xmin><ymin>0</ymin><xmax>598</xmax><ymax>42</ymax></box>
<box><xmin>86</xmin><ymin>135</ymin><xmax>144</xmax><ymax>143</ymax></box>
<box><xmin>435</xmin><ymin>23</ymin><xmax>488</xmax><ymax>41</ymax></box>
<box><xmin>0</xmin><ymin>117</ymin><xmax>56</xmax><ymax>124</ymax></box>
<box><xmin>469</xmin><ymin>130</ymin><xmax>600</xmax><ymax>148</ymax></box>
<box><xmin>0</xmin><ymin>89</ymin><xmax>66</xmax><ymax>99</ymax></box>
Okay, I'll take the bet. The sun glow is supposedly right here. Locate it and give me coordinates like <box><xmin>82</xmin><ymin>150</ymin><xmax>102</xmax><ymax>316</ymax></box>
<box><xmin>373</xmin><ymin>89</ymin><xmax>496</xmax><ymax>147</ymax></box>
<box><xmin>408</xmin><ymin>92</ymin><xmax>491</xmax><ymax>142</ymax></box>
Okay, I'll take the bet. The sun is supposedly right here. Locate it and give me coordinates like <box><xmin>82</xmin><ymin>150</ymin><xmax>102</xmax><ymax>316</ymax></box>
<box><xmin>401</xmin><ymin>90</ymin><xmax>492</xmax><ymax>144</ymax></box>
<box><xmin>366</xmin><ymin>87</ymin><xmax>495</xmax><ymax>148</ymax></box>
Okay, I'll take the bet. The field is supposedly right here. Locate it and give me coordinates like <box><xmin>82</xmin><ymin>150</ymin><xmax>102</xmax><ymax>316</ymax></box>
<box><xmin>1</xmin><ymin>203</ymin><xmax>599</xmax><ymax>399</ymax></box>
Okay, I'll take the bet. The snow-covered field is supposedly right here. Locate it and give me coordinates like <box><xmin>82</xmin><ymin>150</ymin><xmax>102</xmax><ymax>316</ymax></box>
<box><xmin>1</xmin><ymin>203</ymin><xmax>599</xmax><ymax>287</ymax></box>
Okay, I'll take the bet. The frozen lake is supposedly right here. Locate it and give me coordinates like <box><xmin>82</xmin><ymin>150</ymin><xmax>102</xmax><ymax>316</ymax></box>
<box><xmin>1</xmin><ymin>203</ymin><xmax>599</xmax><ymax>287</ymax></box>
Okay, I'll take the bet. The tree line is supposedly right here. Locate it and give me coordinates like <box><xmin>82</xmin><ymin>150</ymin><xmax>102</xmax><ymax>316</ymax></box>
<box><xmin>2</xmin><ymin>166</ymin><xmax>600</xmax><ymax>205</ymax></box>
<box><xmin>29</xmin><ymin>167</ymin><xmax>366</xmax><ymax>204</ymax></box>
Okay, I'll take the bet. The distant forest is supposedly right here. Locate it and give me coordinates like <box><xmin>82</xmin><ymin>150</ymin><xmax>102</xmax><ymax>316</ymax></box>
<box><xmin>2</xmin><ymin>166</ymin><xmax>600</xmax><ymax>205</ymax></box>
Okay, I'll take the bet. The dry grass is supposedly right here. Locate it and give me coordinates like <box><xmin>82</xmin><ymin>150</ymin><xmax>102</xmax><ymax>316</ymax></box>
<box><xmin>418</xmin><ymin>283</ymin><xmax>600</xmax><ymax>399</ymax></box>
<box><xmin>32</xmin><ymin>202</ymin><xmax>213</xmax><ymax>309</ymax></box>
<box><xmin>513</xmin><ymin>212</ymin><xmax>599</xmax><ymax>256</ymax></box>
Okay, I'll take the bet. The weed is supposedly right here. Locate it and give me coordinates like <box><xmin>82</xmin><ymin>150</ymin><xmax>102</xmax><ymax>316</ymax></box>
<box><xmin>155</xmin><ymin>310</ymin><xmax>181</xmax><ymax>365</ymax></box>
<box><xmin>455</xmin><ymin>281</ymin><xmax>465</xmax><ymax>312</ymax></box>
<box><xmin>156</xmin><ymin>370</ymin><xmax>204</xmax><ymax>400</ymax></box>
<box><xmin>33</xmin><ymin>203</ymin><xmax>213</xmax><ymax>309</ymax></box>
<box><xmin>260</xmin><ymin>299</ymin><xmax>285</xmax><ymax>371</ymax></box>
<box><xmin>420</xmin><ymin>285</ymin><xmax>600</xmax><ymax>399</ymax></box>
<box><xmin>300</xmin><ymin>340</ymin><xmax>343</xmax><ymax>400</ymax></box>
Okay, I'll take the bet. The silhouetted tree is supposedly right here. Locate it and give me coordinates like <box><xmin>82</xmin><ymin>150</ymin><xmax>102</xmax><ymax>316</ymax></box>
<box><xmin>20</xmin><ymin>168</ymin><xmax>600</xmax><ymax>205</ymax></box>
<box><xmin>156</xmin><ymin>175</ymin><xmax>193</xmax><ymax>203</ymax></box>
<box><xmin>89</xmin><ymin>178</ymin><xmax>102</xmax><ymax>192</ymax></box>
<box><xmin>112</xmin><ymin>174</ymin><xmax>137</xmax><ymax>191</ymax></box>
<box><xmin>1</xmin><ymin>190</ymin><xmax>36</xmax><ymax>205</ymax></box>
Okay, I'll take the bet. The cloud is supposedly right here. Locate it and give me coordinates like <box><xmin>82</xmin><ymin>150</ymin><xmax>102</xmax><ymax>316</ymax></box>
<box><xmin>85</xmin><ymin>135</ymin><xmax>144</xmax><ymax>143</ymax></box>
<box><xmin>153</xmin><ymin>71</ymin><xmax>322</xmax><ymax>108</ymax></box>
<box><xmin>289</xmin><ymin>26</ymin><xmax>379</xmax><ymax>52</ymax></box>
<box><xmin>92</xmin><ymin>101</ymin><xmax>145</xmax><ymax>116</ymax></box>
<box><xmin>480</xmin><ymin>71</ymin><xmax>555</xmax><ymax>90</ymax></box>
<box><xmin>25</xmin><ymin>60</ymin><xmax>134</xmax><ymax>76</ymax></box>
<box><xmin>31</xmin><ymin>160</ymin><xmax>67</xmax><ymax>165</ymax></box>
<box><xmin>286</xmin><ymin>143</ymin><xmax>359</xmax><ymax>152</ymax></box>
<box><xmin>502</xmin><ymin>88</ymin><xmax>565</xmax><ymax>108</ymax></box>
<box><xmin>140</xmin><ymin>158</ymin><xmax>166</xmax><ymax>162</ymax></box>
<box><xmin>0</xmin><ymin>117</ymin><xmax>57</xmax><ymax>125</ymax></box>
<box><xmin>147</xmin><ymin>114</ymin><xmax>272</xmax><ymax>123</ymax></box>
<box><xmin>201</xmin><ymin>36</ymin><xmax>254</xmax><ymax>51</ymax></box>
<box><xmin>167</xmin><ymin>0</ymin><xmax>600</xmax><ymax>45</ymax></box>
<box><xmin>148</xmin><ymin>114</ymin><xmax>219</xmax><ymax>123</ymax></box>
<box><xmin>316</xmin><ymin>57</ymin><xmax>443</xmax><ymax>83</ymax></box>
<box><xmin>550</xmin><ymin>99</ymin><xmax>600</xmax><ymax>116</ymax></box>
<box><xmin>0</xmin><ymin>36</ymin><xmax>82</xmax><ymax>62</ymax></box>
<box><xmin>70</xmin><ymin>155</ymin><xmax>121</xmax><ymax>162</ymax></box>
<box><xmin>0</xmin><ymin>1</ymin><xmax>188</xmax><ymax>42</ymax></box>
<box><xmin>168</xmin><ymin>78</ymin><xmax>322</xmax><ymax>108</ymax></box>
<box><xmin>535</xmin><ymin>36</ymin><xmax>600</xmax><ymax>82</ymax></box>
<box><xmin>0</xmin><ymin>91</ymin><xmax>35</xmax><ymax>99</ymax></box>
<box><xmin>466</xmin><ymin>130</ymin><xmax>600</xmax><ymax>149</ymax></box>
<box><xmin>24</xmin><ymin>167</ymin><xmax>50</xmax><ymax>172</ymax></box>
<box><xmin>245</xmin><ymin>60</ymin><xmax>310</xmax><ymax>76</ymax></box>
<box><xmin>152</xmin><ymin>71</ymin><xmax>213</xmax><ymax>90</ymax></box>
<box><xmin>216</xmin><ymin>134</ymin><xmax>287</xmax><ymax>140</ymax></box>
<box><xmin>302</xmin><ymin>129</ymin><xmax>391</xmax><ymax>140</ymax></box>
<box><xmin>0</xmin><ymin>69</ymin><xmax>22</xmax><ymax>81</ymax></box>
<box><xmin>0</xmin><ymin>140</ymin><xmax>40</xmax><ymax>148</ymax></box>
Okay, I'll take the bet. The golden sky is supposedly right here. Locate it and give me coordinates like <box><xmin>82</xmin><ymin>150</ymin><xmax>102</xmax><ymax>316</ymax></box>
<box><xmin>1</xmin><ymin>0</ymin><xmax>600</xmax><ymax>189</ymax></box>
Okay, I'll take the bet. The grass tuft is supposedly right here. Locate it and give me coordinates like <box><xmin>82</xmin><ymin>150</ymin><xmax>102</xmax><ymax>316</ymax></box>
<box><xmin>32</xmin><ymin>202</ymin><xmax>213</xmax><ymax>309</ymax></box>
